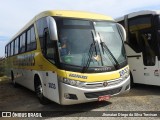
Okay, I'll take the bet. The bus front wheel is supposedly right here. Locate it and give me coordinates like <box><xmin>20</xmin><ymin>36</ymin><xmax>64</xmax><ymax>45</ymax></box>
<box><xmin>130</xmin><ymin>72</ymin><xmax>135</xmax><ymax>88</ymax></box>
<box><xmin>34</xmin><ymin>77</ymin><xmax>50</xmax><ymax>105</ymax></box>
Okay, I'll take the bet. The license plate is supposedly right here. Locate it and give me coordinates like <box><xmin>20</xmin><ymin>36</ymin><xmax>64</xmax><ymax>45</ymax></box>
<box><xmin>98</xmin><ymin>95</ymin><xmax>110</xmax><ymax>101</ymax></box>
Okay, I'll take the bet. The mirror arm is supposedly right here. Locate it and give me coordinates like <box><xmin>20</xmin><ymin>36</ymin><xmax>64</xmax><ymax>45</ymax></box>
<box><xmin>46</xmin><ymin>16</ymin><xmax>58</xmax><ymax>41</ymax></box>
<box><xmin>117</xmin><ymin>23</ymin><xmax>126</xmax><ymax>42</ymax></box>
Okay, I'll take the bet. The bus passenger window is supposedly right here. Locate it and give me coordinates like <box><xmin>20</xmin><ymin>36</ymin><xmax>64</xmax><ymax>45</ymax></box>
<box><xmin>141</xmin><ymin>32</ymin><xmax>155</xmax><ymax>66</ymax></box>
<box><xmin>8</xmin><ymin>44</ymin><xmax>11</xmax><ymax>57</ymax></box>
<box><xmin>27</xmin><ymin>26</ymin><xmax>36</xmax><ymax>51</ymax></box>
<box><xmin>19</xmin><ymin>33</ymin><xmax>26</xmax><ymax>53</ymax></box>
<box><xmin>27</xmin><ymin>29</ymin><xmax>31</xmax><ymax>51</ymax></box>
<box><xmin>14</xmin><ymin>38</ymin><xmax>19</xmax><ymax>54</ymax></box>
<box><xmin>5</xmin><ymin>46</ymin><xmax>7</xmax><ymax>57</ymax></box>
<box><xmin>30</xmin><ymin>27</ymin><xmax>36</xmax><ymax>50</ymax></box>
<box><xmin>11</xmin><ymin>41</ymin><xmax>14</xmax><ymax>56</ymax></box>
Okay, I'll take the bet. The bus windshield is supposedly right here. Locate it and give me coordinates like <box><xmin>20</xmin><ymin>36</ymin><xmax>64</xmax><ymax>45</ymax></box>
<box><xmin>56</xmin><ymin>18</ymin><xmax>126</xmax><ymax>69</ymax></box>
<box><xmin>94</xmin><ymin>22</ymin><xmax>126</xmax><ymax>65</ymax></box>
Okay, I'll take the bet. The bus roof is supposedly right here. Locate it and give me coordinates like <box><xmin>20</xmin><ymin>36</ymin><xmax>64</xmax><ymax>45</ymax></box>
<box><xmin>8</xmin><ymin>10</ymin><xmax>113</xmax><ymax>44</ymax></box>
<box><xmin>116</xmin><ymin>10</ymin><xmax>160</xmax><ymax>21</ymax></box>
<box><xmin>36</xmin><ymin>10</ymin><xmax>113</xmax><ymax>21</ymax></box>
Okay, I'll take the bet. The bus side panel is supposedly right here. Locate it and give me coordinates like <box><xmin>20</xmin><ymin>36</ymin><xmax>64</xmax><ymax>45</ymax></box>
<box><xmin>38</xmin><ymin>71</ymin><xmax>60</xmax><ymax>104</ymax></box>
<box><xmin>14</xmin><ymin>69</ymin><xmax>35</xmax><ymax>91</ymax></box>
<box><xmin>5</xmin><ymin>57</ymin><xmax>11</xmax><ymax>78</ymax></box>
<box><xmin>143</xmin><ymin>57</ymin><xmax>160</xmax><ymax>86</ymax></box>
<box><xmin>125</xmin><ymin>44</ymin><xmax>145</xmax><ymax>84</ymax></box>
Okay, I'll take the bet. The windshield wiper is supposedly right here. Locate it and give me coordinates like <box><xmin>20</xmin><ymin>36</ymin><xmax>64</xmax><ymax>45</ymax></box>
<box><xmin>98</xmin><ymin>33</ymin><xmax>120</xmax><ymax>70</ymax></box>
<box><xmin>82</xmin><ymin>31</ymin><xmax>98</xmax><ymax>73</ymax></box>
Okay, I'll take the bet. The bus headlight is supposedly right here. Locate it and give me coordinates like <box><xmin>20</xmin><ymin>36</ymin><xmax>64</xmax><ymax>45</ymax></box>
<box><xmin>121</xmin><ymin>72</ymin><xmax>129</xmax><ymax>79</ymax></box>
<box><xmin>61</xmin><ymin>78</ymin><xmax>84</xmax><ymax>87</ymax></box>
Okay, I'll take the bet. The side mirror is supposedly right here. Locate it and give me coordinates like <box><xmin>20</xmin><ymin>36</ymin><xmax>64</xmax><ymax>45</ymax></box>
<box><xmin>117</xmin><ymin>23</ymin><xmax>126</xmax><ymax>42</ymax></box>
<box><xmin>46</xmin><ymin>16</ymin><xmax>58</xmax><ymax>41</ymax></box>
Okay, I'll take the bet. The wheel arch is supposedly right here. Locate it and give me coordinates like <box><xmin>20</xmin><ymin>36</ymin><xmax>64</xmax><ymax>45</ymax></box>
<box><xmin>130</xmin><ymin>71</ymin><xmax>135</xmax><ymax>87</ymax></box>
<box><xmin>34</xmin><ymin>74</ymin><xmax>42</xmax><ymax>91</ymax></box>
<box><xmin>11</xmin><ymin>70</ymin><xmax>14</xmax><ymax>81</ymax></box>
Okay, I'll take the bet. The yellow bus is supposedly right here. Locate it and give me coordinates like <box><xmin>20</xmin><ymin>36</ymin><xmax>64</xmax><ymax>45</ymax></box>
<box><xmin>5</xmin><ymin>10</ymin><xmax>130</xmax><ymax>105</ymax></box>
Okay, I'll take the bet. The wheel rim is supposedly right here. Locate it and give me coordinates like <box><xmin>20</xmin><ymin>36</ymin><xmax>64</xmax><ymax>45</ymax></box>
<box><xmin>36</xmin><ymin>85</ymin><xmax>43</xmax><ymax>98</ymax></box>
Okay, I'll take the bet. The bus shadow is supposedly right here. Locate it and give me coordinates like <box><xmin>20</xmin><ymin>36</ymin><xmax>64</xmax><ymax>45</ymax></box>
<box><xmin>5</xmin><ymin>81</ymin><xmax>112</xmax><ymax>114</ymax></box>
<box><xmin>37</xmin><ymin>101</ymin><xmax>112</xmax><ymax>117</ymax></box>
<box><xmin>39</xmin><ymin>101</ymin><xmax>112</xmax><ymax>117</ymax></box>
<box><xmin>46</xmin><ymin>101</ymin><xmax>111</xmax><ymax>110</ymax></box>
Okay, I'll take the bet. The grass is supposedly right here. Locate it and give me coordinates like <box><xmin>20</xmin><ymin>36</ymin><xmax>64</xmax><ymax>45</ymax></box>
<box><xmin>0</xmin><ymin>76</ymin><xmax>9</xmax><ymax>82</ymax></box>
<box><xmin>0</xmin><ymin>57</ymin><xmax>5</xmax><ymax>78</ymax></box>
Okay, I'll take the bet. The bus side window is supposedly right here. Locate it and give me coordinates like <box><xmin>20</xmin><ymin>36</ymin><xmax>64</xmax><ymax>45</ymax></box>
<box><xmin>36</xmin><ymin>17</ymin><xmax>55</xmax><ymax>63</ymax></box>
<box><xmin>30</xmin><ymin>26</ymin><xmax>36</xmax><ymax>50</ymax></box>
<box><xmin>44</xmin><ymin>28</ymin><xmax>55</xmax><ymax>61</ymax></box>
<box><xmin>8</xmin><ymin>44</ymin><xmax>11</xmax><ymax>57</ymax></box>
<box><xmin>157</xmin><ymin>30</ymin><xmax>160</xmax><ymax>60</ymax></box>
<box><xmin>19</xmin><ymin>33</ymin><xmax>26</xmax><ymax>53</ymax></box>
<box><xmin>36</xmin><ymin>17</ymin><xmax>48</xmax><ymax>52</ymax></box>
<box><xmin>11</xmin><ymin>41</ymin><xmax>14</xmax><ymax>56</ymax></box>
<box><xmin>5</xmin><ymin>46</ymin><xmax>7</xmax><ymax>57</ymax></box>
<box><xmin>128</xmin><ymin>22</ymin><xmax>141</xmax><ymax>52</ymax></box>
<box><xmin>27</xmin><ymin>26</ymin><xmax>36</xmax><ymax>51</ymax></box>
<box><xmin>14</xmin><ymin>38</ymin><xmax>19</xmax><ymax>55</ymax></box>
<box><xmin>128</xmin><ymin>15</ymin><xmax>156</xmax><ymax>66</ymax></box>
<box><xmin>141</xmin><ymin>31</ymin><xmax>156</xmax><ymax>66</ymax></box>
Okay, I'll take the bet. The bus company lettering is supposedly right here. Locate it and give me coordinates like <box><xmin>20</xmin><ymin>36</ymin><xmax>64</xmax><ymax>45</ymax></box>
<box><xmin>69</xmin><ymin>74</ymin><xmax>88</xmax><ymax>79</ymax></box>
<box><xmin>94</xmin><ymin>67</ymin><xmax>111</xmax><ymax>72</ymax></box>
<box><xmin>13</xmin><ymin>53</ymin><xmax>35</xmax><ymax>66</ymax></box>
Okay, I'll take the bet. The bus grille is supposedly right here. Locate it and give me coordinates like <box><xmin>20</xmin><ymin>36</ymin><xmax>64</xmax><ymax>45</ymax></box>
<box><xmin>84</xmin><ymin>87</ymin><xmax>122</xmax><ymax>98</ymax></box>
<box><xmin>81</xmin><ymin>78</ymin><xmax>123</xmax><ymax>89</ymax></box>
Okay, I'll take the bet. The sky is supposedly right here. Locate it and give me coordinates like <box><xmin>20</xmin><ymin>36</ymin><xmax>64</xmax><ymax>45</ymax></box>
<box><xmin>0</xmin><ymin>0</ymin><xmax>160</xmax><ymax>57</ymax></box>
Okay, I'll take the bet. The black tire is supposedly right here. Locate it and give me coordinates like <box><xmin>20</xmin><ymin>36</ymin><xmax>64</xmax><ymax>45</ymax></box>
<box><xmin>11</xmin><ymin>71</ymin><xmax>18</xmax><ymax>87</ymax></box>
<box><xmin>35</xmin><ymin>78</ymin><xmax>50</xmax><ymax>105</ymax></box>
<box><xmin>130</xmin><ymin>72</ymin><xmax>135</xmax><ymax>88</ymax></box>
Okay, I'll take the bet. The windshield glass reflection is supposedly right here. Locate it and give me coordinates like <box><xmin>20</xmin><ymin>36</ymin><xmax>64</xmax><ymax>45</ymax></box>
<box><xmin>56</xmin><ymin>18</ymin><xmax>126</xmax><ymax>68</ymax></box>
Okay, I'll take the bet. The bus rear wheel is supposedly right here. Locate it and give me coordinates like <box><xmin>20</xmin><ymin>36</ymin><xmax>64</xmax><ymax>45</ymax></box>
<box><xmin>11</xmin><ymin>71</ymin><xmax>18</xmax><ymax>87</ymax></box>
<box><xmin>35</xmin><ymin>79</ymin><xmax>50</xmax><ymax>105</ymax></box>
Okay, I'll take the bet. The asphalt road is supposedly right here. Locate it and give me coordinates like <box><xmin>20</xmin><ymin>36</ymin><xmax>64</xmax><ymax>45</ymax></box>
<box><xmin>0</xmin><ymin>79</ymin><xmax>160</xmax><ymax>120</ymax></box>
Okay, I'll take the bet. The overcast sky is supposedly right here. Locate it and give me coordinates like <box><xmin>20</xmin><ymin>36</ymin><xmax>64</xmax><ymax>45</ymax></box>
<box><xmin>0</xmin><ymin>0</ymin><xmax>160</xmax><ymax>57</ymax></box>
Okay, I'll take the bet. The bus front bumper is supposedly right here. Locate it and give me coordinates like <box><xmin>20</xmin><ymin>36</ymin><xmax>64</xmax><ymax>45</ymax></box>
<box><xmin>59</xmin><ymin>76</ymin><xmax>130</xmax><ymax>105</ymax></box>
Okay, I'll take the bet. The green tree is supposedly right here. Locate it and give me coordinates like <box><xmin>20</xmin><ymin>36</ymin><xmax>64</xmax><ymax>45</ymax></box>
<box><xmin>0</xmin><ymin>57</ymin><xmax>5</xmax><ymax>77</ymax></box>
